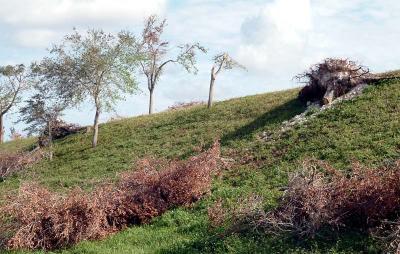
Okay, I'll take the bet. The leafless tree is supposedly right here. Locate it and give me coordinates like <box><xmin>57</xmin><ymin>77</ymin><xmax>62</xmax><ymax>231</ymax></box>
<box><xmin>0</xmin><ymin>64</ymin><xmax>30</xmax><ymax>143</ymax></box>
<box><xmin>208</xmin><ymin>53</ymin><xmax>245</xmax><ymax>108</ymax></box>
<box><xmin>136</xmin><ymin>15</ymin><xmax>207</xmax><ymax>114</ymax></box>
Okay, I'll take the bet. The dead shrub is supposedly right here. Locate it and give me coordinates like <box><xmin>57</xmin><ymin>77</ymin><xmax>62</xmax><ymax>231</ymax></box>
<box><xmin>0</xmin><ymin>141</ymin><xmax>220</xmax><ymax>250</ymax></box>
<box><xmin>267</xmin><ymin>160</ymin><xmax>400</xmax><ymax>236</ymax></box>
<box><xmin>0</xmin><ymin>148</ymin><xmax>45</xmax><ymax>180</ymax></box>
<box><xmin>214</xmin><ymin>160</ymin><xmax>400</xmax><ymax>243</ymax></box>
<box><xmin>296</xmin><ymin>58</ymin><xmax>370</xmax><ymax>105</ymax></box>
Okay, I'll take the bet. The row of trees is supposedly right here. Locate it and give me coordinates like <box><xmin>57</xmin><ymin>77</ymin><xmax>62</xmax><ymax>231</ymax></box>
<box><xmin>0</xmin><ymin>15</ymin><xmax>245</xmax><ymax>149</ymax></box>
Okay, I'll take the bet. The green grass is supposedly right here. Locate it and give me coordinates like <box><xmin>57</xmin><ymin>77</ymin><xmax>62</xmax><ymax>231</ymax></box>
<box><xmin>1</xmin><ymin>79</ymin><xmax>399</xmax><ymax>253</ymax></box>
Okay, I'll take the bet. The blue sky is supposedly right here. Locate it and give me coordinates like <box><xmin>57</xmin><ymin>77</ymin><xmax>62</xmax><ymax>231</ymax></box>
<box><xmin>0</xmin><ymin>0</ymin><xmax>399</xmax><ymax>139</ymax></box>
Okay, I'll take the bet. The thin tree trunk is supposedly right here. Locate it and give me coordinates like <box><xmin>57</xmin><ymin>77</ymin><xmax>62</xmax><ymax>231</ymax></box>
<box><xmin>47</xmin><ymin>121</ymin><xmax>53</xmax><ymax>160</ymax></box>
<box><xmin>208</xmin><ymin>71</ymin><xmax>216</xmax><ymax>108</ymax></box>
<box><xmin>149</xmin><ymin>88</ymin><xmax>154</xmax><ymax>115</ymax></box>
<box><xmin>92</xmin><ymin>107</ymin><xmax>100</xmax><ymax>148</ymax></box>
<box><xmin>0</xmin><ymin>114</ymin><xmax>3</xmax><ymax>144</ymax></box>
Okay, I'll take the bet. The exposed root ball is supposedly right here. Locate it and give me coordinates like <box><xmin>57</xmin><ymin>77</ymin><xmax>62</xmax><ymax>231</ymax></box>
<box><xmin>296</xmin><ymin>58</ymin><xmax>370</xmax><ymax>105</ymax></box>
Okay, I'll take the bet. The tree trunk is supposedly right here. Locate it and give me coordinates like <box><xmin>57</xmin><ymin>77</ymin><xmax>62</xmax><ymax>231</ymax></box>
<box><xmin>149</xmin><ymin>88</ymin><xmax>155</xmax><ymax>115</ymax></box>
<box><xmin>47</xmin><ymin>121</ymin><xmax>53</xmax><ymax>160</ymax></box>
<box><xmin>323</xmin><ymin>88</ymin><xmax>335</xmax><ymax>105</ymax></box>
<box><xmin>0</xmin><ymin>114</ymin><xmax>3</xmax><ymax>144</ymax></box>
<box><xmin>92</xmin><ymin>107</ymin><xmax>100</xmax><ymax>148</ymax></box>
<box><xmin>208</xmin><ymin>71</ymin><xmax>216</xmax><ymax>108</ymax></box>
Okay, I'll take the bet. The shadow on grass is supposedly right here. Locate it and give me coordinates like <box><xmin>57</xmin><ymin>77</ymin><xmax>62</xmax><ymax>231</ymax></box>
<box><xmin>159</xmin><ymin>229</ymin><xmax>380</xmax><ymax>254</ymax></box>
<box><xmin>221</xmin><ymin>98</ymin><xmax>306</xmax><ymax>145</ymax></box>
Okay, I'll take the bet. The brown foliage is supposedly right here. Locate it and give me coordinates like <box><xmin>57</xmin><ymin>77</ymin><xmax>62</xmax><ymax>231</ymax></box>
<box><xmin>212</xmin><ymin>160</ymin><xmax>400</xmax><ymax>243</ymax></box>
<box><xmin>0</xmin><ymin>141</ymin><xmax>220</xmax><ymax>250</ymax></box>
<box><xmin>0</xmin><ymin>148</ymin><xmax>45</xmax><ymax>180</ymax></box>
<box><xmin>268</xmin><ymin>160</ymin><xmax>400</xmax><ymax>236</ymax></box>
<box><xmin>296</xmin><ymin>58</ymin><xmax>370</xmax><ymax>104</ymax></box>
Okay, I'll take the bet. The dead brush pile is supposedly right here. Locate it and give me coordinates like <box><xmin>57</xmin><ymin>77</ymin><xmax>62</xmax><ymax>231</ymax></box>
<box><xmin>0</xmin><ymin>148</ymin><xmax>45</xmax><ymax>180</ymax></box>
<box><xmin>0</xmin><ymin>141</ymin><xmax>220</xmax><ymax>251</ymax></box>
<box><xmin>265</xmin><ymin>160</ymin><xmax>400</xmax><ymax>236</ymax></box>
<box><xmin>210</xmin><ymin>160</ymin><xmax>400</xmax><ymax>249</ymax></box>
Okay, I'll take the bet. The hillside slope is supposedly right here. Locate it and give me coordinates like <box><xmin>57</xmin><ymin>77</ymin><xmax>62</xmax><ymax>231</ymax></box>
<box><xmin>1</xmin><ymin>78</ymin><xmax>399</xmax><ymax>253</ymax></box>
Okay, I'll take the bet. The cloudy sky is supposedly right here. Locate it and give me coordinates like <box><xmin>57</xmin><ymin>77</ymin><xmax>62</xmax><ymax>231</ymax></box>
<box><xmin>0</xmin><ymin>0</ymin><xmax>399</xmax><ymax>138</ymax></box>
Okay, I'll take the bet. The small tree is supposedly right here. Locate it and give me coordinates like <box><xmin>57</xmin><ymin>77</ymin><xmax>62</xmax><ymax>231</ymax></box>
<box><xmin>136</xmin><ymin>15</ymin><xmax>207</xmax><ymax>114</ymax></box>
<box><xmin>208</xmin><ymin>53</ymin><xmax>245</xmax><ymax>108</ymax></box>
<box><xmin>19</xmin><ymin>69</ymin><xmax>66</xmax><ymax>160</ymax></box>
<box><xmin>0</xmin><ymin>64</ymin><xmax>30</xmax><ymax>143</ymax></box>
<box><xmin>43</xmin><ymin>29</ymin><xmax>138</xmax><ymax>147</ymax></box>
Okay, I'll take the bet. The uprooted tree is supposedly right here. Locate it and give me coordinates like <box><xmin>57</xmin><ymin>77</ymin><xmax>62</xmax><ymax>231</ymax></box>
<box><xmin>0</xmin><ymin>64</ymin><xmax>30</xmax><ymax>143</ymax></box>
<box><xmin>42</xmin><ymin>29</ymin><xmax>139</xmax><ymax>148</ymax></box>
<box><xmin>135</xmin><ymin>15</ymin><xmax>207</xmax><ymax>114</ymax></box>
<box><xmin>296</xmin><ymin>58</ymin><xmax>371</xmax><ymax>105</ymax></box>
<box><xmin>208</xmin><ymin>53</ymin><xmax>245</xmax><ymax>108</ymax></box>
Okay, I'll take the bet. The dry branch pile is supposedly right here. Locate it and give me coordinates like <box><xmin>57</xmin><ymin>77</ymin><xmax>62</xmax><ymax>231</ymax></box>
<box><xmin>0</xmin><ymin>148</ymin><xmax>45</xmax><ymax>180</ymax></box>
<box><xmin>266</xmin><ymin>160</ymin><xmax>400</xmax><ymax>236</ymax></box>
<box><xmin>0</xmin><ymin>141</ymin><xmax>220</xmax><ymax>250</ymax></box>
<box><xmin>210</xmin><ymin>160</ymin><xmax>400</xmax><ymax>251</ymax></box>
<box><xmin>296</xmin><ymin>58</ymin><xmax>371</xmax><ymax>105</ymax></box>
<box><xmin>39</xmin><ymin>120</ymin><xmax>82</xmax><ymax>147</ymax></box>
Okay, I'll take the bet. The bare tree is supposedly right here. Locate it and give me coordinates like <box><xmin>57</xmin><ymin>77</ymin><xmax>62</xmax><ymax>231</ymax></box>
<box><xmin>208</xmin><ymin>53</ymin><xmax>245</xmax><ymax>108</ymax></box>
<box><xmin>136</xmin><ymin>15</ymin><xmax>207</xmax><ymax>114</ymax></box>
<box><xmin>42</xmin><ymin>29</ymin><xmax>139</xmax><ymax>148</ymax></box>
<box><xmin>0</xmin><ymin>64</ymin><xmax>30</xmax><ymax>143</ymax></box>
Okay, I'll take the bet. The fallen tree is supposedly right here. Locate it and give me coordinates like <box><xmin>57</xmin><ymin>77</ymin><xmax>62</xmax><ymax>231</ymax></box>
<box><xmin>296</xmin><ymin>58</ymin><xmax>371</xmax><ymax>105</ymax></box>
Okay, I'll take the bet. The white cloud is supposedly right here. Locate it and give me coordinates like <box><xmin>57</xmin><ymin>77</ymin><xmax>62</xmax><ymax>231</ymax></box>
<box><xmin>238</xmin><ymin>0</ymin><xmax>312</xmax><ymax>76</ymax></box>
<box><xmin>237</xmin><ymin>0</ymin><xmax>400</xmax><ymax>79</ymax></box>
<box><xmin>0</xmin><ymin>0</ymin><xmax>166</xmax><ymax>47</ymax></box>
<box><xmin>0</xmin><ymin>0</ymin><xmax>166</xmax><ymax>26</ymax></box>
<box><xmin>13</xmin><ymin>29</ymin><xmax>62</xmax><ymax>48</ymax></box>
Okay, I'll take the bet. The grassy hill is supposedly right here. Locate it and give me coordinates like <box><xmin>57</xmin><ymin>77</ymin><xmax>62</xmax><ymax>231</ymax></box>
<box><xmin>1</xmin><ymin>78</ymin><xmax>399</xmax><ymax>253</ymax></box>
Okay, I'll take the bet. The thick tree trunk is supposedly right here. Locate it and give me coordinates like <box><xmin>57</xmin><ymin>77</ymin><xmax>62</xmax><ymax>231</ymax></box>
<box><xmin>0</xmin><ymin>114</ymin><xmax>3</xmax><ymax>144</ymax></box>
<box><xmin>208</xmin><ymin>71</ymin><xmax>216</xmax><ymax>108</ymax></box>
<box><xmin>323</xmin><ymin>88</ymin><xmax>335</xmax><ymax>105</ymax></box>
<box><xmin>92</xmin><ymin>107</ymin><xmax>100</xmax><ymax>148</ymax></box>
<box><xmin>149</xmin><ymin>88</ymin><xmax>155</xmax><ymax>115</ymax></box>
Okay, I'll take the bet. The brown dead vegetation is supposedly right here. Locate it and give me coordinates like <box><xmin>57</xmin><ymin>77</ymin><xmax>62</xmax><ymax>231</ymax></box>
<box><xmin>0</xmin><ymin>148</ymin><xmax>45</xmax><ymax>180</ymax></box>
<box><xmin>210</xmin><ymin>160</ymin><xmax>400</xmax><ymax>250</ymax></box>
<box><xmin>0</xmin><ymin>141</ymin><xmax>220</xmax><ymax>250</ymax></box>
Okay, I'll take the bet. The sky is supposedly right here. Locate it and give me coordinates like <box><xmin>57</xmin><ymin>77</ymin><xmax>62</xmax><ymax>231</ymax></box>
<box><xmin>0</xmin><ymin>0</ymin><xmax>399</xmax><ymax>139</ymax></box>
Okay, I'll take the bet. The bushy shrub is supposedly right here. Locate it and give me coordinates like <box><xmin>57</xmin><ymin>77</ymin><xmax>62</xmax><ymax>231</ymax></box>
<box><xmin>0</xmin><ymin>141</ymin><xmax>220</xmax><ymax>250</ymax></box>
